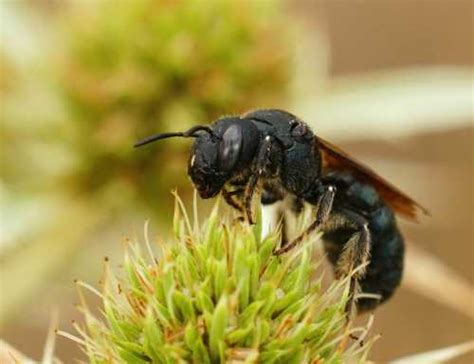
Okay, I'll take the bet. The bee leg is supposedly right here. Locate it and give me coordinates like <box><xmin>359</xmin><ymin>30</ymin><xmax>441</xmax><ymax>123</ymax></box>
<box><xmin>273</xmin><ymin>185</ymin><xmax>336</xmax><ymax>255</ymax></box>
<box><xmin>244</xmin><ymin>136</ymin><xmax>273</xmax><ymax>224</ymax></box>
<box><xmin>328</xmin><ymin>209</ymin><xmax>371</xmax><ymax>317</ymax></box>
<box><xmin>279</xmin><ymin>210</ymin><xmax>289</xmax><ymax>247</ymax></box>
<box><xmin>222</xmin><ymin>188</ymin><xmax>244</xmax><ymax>213</ymax></box>
<box><xmin>335</xmin><ymin>224</ymin><xmax>371</xmax><ymax>279</ymax></box>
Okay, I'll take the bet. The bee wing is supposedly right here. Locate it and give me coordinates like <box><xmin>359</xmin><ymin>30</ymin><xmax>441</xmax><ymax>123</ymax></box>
<box><xmin>317</xmin><ymin>136</ymin><xmax>429</xmax><ymax>221</ymax></box>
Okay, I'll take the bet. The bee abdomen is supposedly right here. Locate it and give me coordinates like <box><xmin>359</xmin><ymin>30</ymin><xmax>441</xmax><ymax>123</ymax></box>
<box><xmin>357</xmin><ymin>205</ymin><xmax>405</xmax><ymax>312</ymax></box>
<box><xmin>321</xmin><ymin>178</ymin><xmax>405</xmax><ymax>312</ymax></box>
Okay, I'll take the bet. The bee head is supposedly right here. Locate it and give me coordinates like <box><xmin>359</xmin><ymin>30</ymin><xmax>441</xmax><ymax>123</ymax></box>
<box><xmin>187</xmin><ymin>123</ymin><xmax>245</xmax><ymax>198</ymax></box>
<box><xmin>134</xmin><ymin>121</ymin><xmax>245</xmax><ymax>199</ymax></box>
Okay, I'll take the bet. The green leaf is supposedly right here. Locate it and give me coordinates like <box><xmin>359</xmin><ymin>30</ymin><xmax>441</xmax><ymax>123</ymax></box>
<box><xmin>117</xmin><ymin>347</ymin><xmax>151</xmax><ymax>364</ymax></box>
<box><xmin>240</xmin><ymin>300</ymin><xmax>264</xmax><ymax>325</ymax></box>
<box><xmin>213</xmin><ymin>258</ymin><xmax>227</xmax><ymax>301</ymax></box>
<box><xmin>209</xmin><ymin>295</ymin><xmax>228</xmax><ymax>362</ymax></box>
<box><xmin>196</xmin><ymin>289</ymin><xmax>214</xmax><ymax>314</ymax></box>
<box><xmin>172</xmin><ymin>290</ymin><xmax>196</xmax><ymax>323</ymax></box>
<box><xmin>184</xmin><ymin>322</ymin><xmax>199</xmax><ymax>349</ymax></box>
<box><xmin>143</xmin><ymin>309</ymin><xmax>164</xmax><ymax>361</ymax></box>
<box><xmin>227</xmin><ymin>324</ymin><xmax>254</xmax><ymax>345</ymax></box>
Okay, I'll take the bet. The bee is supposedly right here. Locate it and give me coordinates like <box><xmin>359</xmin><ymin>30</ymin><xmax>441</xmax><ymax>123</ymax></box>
<box><xmin>135</xmin><ymin>109</ymin><xmax>428</xmax><ymax>314</ymax></box>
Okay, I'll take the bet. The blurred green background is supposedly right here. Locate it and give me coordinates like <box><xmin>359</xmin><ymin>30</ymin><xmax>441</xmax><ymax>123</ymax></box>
<box><xmin>1</xmin><ymin>0</ymin><xmax>472</xmax><ymax>362</ymax></box>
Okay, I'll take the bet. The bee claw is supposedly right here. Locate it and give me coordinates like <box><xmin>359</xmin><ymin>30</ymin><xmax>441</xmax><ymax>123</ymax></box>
<box><xmin>232</xmin><ymin>216</ymin><xmax>245</xmax><ymax>224</ymax></box>
<box><xmin>272</xmin><ymin>246</ymin><xmax>286</xmax><ymax>256</ymax></box>
<box><xmin>349</xmin><ymin>334</ymin><xmax>364</xmax><ymax>347</ymax></box>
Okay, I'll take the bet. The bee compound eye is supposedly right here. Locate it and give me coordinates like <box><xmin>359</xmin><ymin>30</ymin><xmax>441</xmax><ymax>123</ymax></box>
<box><xmin>219</xmin><ymin>124</ymin><xmax>242</xmax><ymax>171</ymax></box>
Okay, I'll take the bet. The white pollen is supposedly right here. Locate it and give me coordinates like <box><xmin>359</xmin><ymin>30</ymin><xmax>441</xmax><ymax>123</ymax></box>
<box><xmin>190</xmin><ymin>154</ymin><xmax>196</xmax><ymax>167</ymax></box>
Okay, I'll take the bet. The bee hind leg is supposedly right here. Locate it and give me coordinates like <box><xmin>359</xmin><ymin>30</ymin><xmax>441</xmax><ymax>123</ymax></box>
<box><xmin>324</xmin><ymin>208</ymin><xmax>372</xmax><ymax>317</ymax></box>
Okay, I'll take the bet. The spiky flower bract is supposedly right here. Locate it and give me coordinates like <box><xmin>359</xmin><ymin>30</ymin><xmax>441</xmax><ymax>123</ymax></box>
<box><xmin>67</xmin><ymin>196</ymin><xmax>374</xmax><ymax>363</ymax></box>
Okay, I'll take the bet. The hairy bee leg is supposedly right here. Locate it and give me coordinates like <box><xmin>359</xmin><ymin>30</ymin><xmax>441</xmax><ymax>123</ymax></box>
<box><xmin>222</xmin><ymin>188</ymin><xmax>245</xmax><ymax>213</ymax></box>
<box><xmin>335</xmin><ymin>225</ymin><xmax>371</xmax><ymax>279</ymax></box>
<box><xmin>279</xmin><ymin>210</ymin><xmax>289</xmax><ymax>247</ymax></box>
<box><xmin>329</xmin><ymin>208</ymin><xmax>371</xmax><ymax>317</ymax></box>
<box><xmin>244</xmin><ymin>136</ymin><xmax>273</xmax><ymax>224</ymax></box>
<box><xmin>274</xmin><ymin>185</ymin><xmax>336</xmax><ymax>255</ymax></box>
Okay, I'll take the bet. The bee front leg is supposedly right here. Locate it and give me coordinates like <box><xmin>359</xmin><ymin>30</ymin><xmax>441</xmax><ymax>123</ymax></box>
<box><xmin>222</xmin><ymin>187</ymin><xmax>245</xmax><ymax>213</ymax></box>
<box><xmin>244</xmin><ymin>136</ymin><xmax>273</xmax><ymax>224</ymax></box>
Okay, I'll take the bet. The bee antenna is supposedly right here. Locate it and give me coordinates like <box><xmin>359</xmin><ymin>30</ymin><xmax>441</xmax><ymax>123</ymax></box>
<box><xmin>134</xmin><ymin>125</ymin><xmax>219</xmax><ymax>148</ymax></box>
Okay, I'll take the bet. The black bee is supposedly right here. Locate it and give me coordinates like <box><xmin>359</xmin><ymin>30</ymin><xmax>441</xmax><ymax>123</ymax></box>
<box><xmin>135</xmin><ymin>109</ymin><xmax>428</xmax><ymax>314</ymax></box>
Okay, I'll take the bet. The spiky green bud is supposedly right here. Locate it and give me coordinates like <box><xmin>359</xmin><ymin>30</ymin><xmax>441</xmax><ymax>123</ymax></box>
<box><xmin>66</xmin><ymin>196</ymin><xmax>375</xmax><ymax>363</ymax></box>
